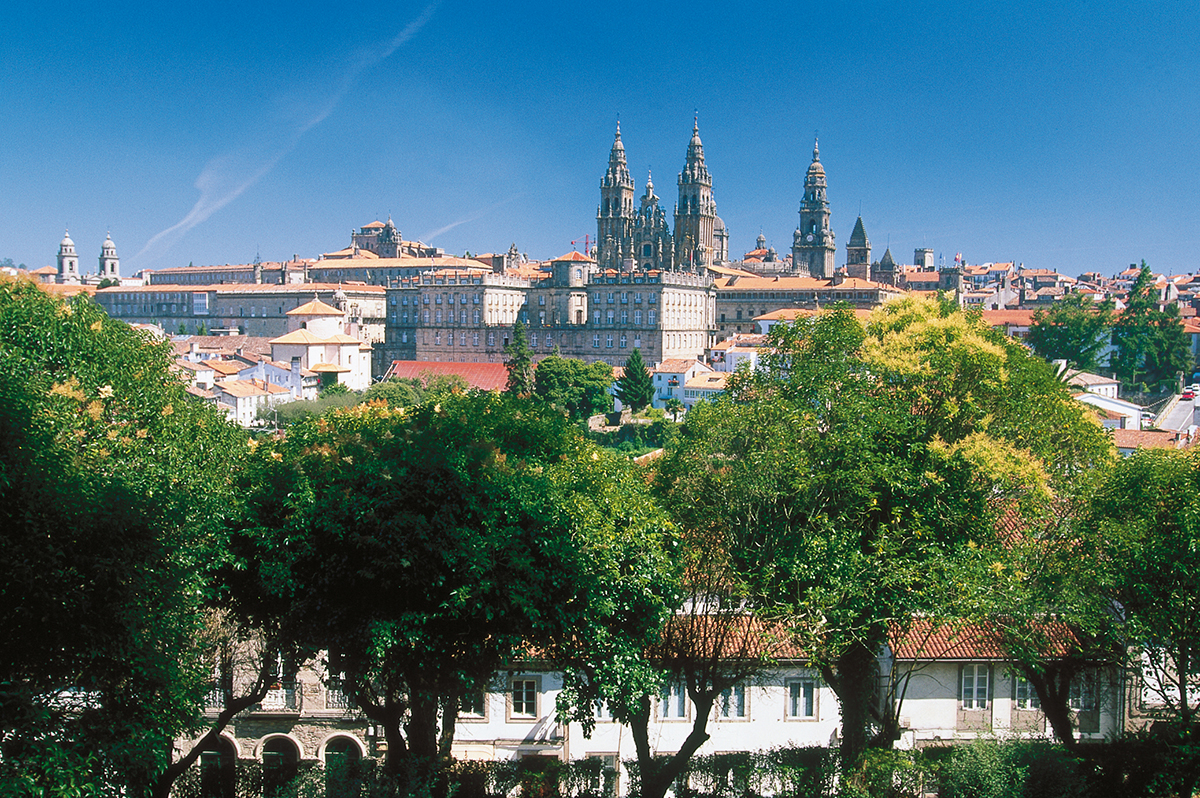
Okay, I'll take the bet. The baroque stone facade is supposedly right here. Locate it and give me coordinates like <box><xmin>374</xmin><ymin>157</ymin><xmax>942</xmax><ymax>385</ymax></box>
<box><xmin>381</xmin><ymin>253</ymin><xmax>716</xmax><ymax>369</ymax></box>
<box><xmin>596</xmin><ymin>121</ymin><xmax>728</xmax><ymax>272</ymax></box>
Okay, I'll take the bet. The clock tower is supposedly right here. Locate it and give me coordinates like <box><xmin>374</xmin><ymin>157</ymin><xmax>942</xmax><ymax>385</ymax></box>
<box><xmin>791</xmin><ymin>138</ymin><xmax>836</xmax><ymax>279</ymax></box>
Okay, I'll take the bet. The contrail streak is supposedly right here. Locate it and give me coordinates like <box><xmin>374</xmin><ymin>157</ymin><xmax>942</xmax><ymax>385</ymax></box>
<box><xmin>132</xmin><ymin>2</ymin><xmax>441</xmax><ymax>267</ymax></box>
<box><xmin>420</xmin><ymin>195</ymin><xmax>525</xmax><ymax>243</ymax></box>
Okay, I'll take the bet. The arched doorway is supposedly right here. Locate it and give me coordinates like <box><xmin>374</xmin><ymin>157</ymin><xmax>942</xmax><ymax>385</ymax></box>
<box><xmin>261</xmin><ymin>736</ymin><xmax>300</xmax><ymax>797</ymax></box>
<box><xmin>323</xmin><ymin>736</ymin><xmax>363</xmax><ymax>798</ymax></box>
<box><xmin>198</xmin><ymin>736</ymin><xmax>237</xmax><ymax>798</ymax></box>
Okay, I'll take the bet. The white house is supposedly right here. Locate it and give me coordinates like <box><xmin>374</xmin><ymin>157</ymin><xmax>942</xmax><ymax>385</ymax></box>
<box><xmin>709</xmin><ymin>334</ymin><xmax>767</xmax><ymax>373</ymax></box>
<box><xmin>884</xmin><ymin>620</ymin><xmax>1120</xmax><ymax>749</ymax></box>
<box><xmin>1073</xmin><ymin>392</ymin><xmax>1144</xmax><ymax>430</ymax></box>
<box><xmin>268</xmin><ymin>297</ymin><xmax>372</xmax><ymax>392</ymax></box>
<box><xmin>682</xmin><ymin>371</ymin><xmax>729</xmax><ymax>410</ymax></box>
<box><xmin>650</xmin><ymin>359</ymin><xmax>713</xmax><ymax>409</ymax></box>
<box><xmin>1063</xmin><ymin>368</ymin><xmax>1119</xmax><ymax>400</ymax></box>
<box><xmin>211</xmin><ymin>379</ymin><xmax>293</xmax><ymax>428</ymax></box>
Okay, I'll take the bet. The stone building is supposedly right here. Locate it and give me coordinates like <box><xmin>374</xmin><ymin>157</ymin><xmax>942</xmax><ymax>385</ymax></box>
<box><xmin>790</xmin><ymin>140</ymin><xmax>836</xmax><ymax>279</ymax></box>
<box><xmin>382</xmin><ymin>252</ymin><xmax>716</xmax><ymax>369</ymax></box>
<box><xmin>95</xmin><ymin>283</ymin><xmax>386</xmax><ymax>352</ymax></box>
<box><xmin>713</xmin><ymin>273</ymin><xmax>906</xmax><ymax>340</ymax></box>
<box><xmin>595</xmin><ymin>121</ymin><xmax>728</xmax><ymax>272</ymax></box>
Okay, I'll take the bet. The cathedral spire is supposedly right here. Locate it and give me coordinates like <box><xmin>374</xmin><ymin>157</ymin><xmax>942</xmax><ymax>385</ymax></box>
<box><xmin>812</xmin><ymin>136</ymin><xmax>820</xmax><ymax>162</ymax></box>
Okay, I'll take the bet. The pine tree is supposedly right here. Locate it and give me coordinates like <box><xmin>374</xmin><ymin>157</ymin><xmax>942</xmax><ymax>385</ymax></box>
<box><xmin>504</xmin><ymin>321</ymin><xmax>534</xmax><ymax>396</ymax></box>
<box><xmin>616</xmin><ymin>347</ymin><xmax>654</xmax><ymax>412</ymax></box>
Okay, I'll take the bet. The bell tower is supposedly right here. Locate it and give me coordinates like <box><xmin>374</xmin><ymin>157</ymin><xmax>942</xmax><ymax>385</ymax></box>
<box><xmin>57</xmin><ymin>230</ymin><xmax>80</xmax><ymax>283</ymax></box>
<box><xmin>597</xmin><ymin>122</ymin><xmax>636</xmax><ymax>271</ymax></box>
<box><xmin>791</xmin><ymin>138</ymin><xmax>836</xmax><ymax>279</ymax></box>
<box><xmin>98</xmin><ymin>233</ymin><xmax>120</xmax><ymax>281</ymax></box>
<box><xmin>674</xmin><ymin>119</ymin><xmax>717</xmax><ymax>270</ymax></box>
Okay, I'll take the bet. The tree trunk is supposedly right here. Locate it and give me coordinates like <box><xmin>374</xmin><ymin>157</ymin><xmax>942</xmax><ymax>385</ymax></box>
<box><xmin>150</xmin><ymin>667</ymin><xmax>273</xmax><ymax>798</ymax></box>
<box><xmin>832</xmin><ymin>640</ymin><xmax>880</xmax><ymax>769</ymax></box>
<box><xmin>1026</xmin><ymin>666</ymin><xmax>1077</xmax><ymax>751</ymax></box>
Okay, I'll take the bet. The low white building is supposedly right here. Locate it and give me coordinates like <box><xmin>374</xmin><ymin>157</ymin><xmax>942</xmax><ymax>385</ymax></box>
<box><xmin>886</xmin><ymin>621</ymin><xmax>1120</xmax><ymax>749</ymax></box>
<box><xmin>682</xmin><ymin>371</ymin><xmax>729</xmax><ymax>409</ymax></box>
<box><xmin>211</xmin><ymin>379</ymin><xmax>293</xmax><ymax>427</ymax></box>
<box><xmin>268</xmin><ymin>297</ymin><xmax>372</xmax><ymax>392</ymax></box>
<box><xmin>650</xmin><ymin>359</ymin><xmax>712</xmax><ymax>409</ymax></box>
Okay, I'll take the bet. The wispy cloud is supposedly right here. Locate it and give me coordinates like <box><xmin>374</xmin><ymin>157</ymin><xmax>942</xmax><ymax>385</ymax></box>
<box><xmin>420</xmin><ymin>194</ymin><xmax>524</xmax><ymax>243</ymax></box>
<box><xmin>131</xmin><ymin>2</ymin><xmax>440</xmax><ymax>268</ymax></box>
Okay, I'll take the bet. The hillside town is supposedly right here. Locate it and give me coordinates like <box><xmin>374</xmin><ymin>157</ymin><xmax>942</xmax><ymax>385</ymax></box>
<box><xmin>5</xmin><ymin>129</ymin><xmax>1200</xmax><ymax>798</ymax></box>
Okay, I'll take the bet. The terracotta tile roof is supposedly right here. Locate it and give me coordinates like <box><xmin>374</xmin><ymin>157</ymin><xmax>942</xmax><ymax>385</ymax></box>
<box><xmin>171</xmin><ymin>335</ymin><xmax>273</xmax><ymax>359</ymax></box>
<box><xmin>202</xmin><ymin>360</ymin><xmax>245</xmax><ymax>376</ymax></box>
<box><xmin>685</xmin><ymin>372</ymin><xmax>729</xmax><ymax>391</ymax></box>
<box><xmin>172</xmin><ymin>360</ymin><xmax>212</xmax><ymax>373</ymax></box>
<box><xmin>890</xmin><ymin>619</ymin><xmax>1075</xmax><ymax>660</ymax></box>
<box><xmin>185</xmin><ymin>385</ymin><xmax>216</xmax><ymax>399</ymax></box>
<box><xmin>269</xmin><ymin>329</ymin><xmax>360</xmax><ymax>346</ymax></box>
<box><xmin>551</xmin><ymin>251</ymin><xmax>595</xmax><ymax>262</ymax></box>
<box><xmin>387</xmin><ymin>360</ymin><xmax>509</xmax><ymax>391</ymax></box>
<box><xmin>361</xmin><ymin>220</ymin><xmax>386</xmax><ymax>229</ymax></box>
<box><xmin>1112</xmin><ymin>429</ymin><xmax>1186</xmax><ymax>451</ymax></box>
<box><xmin>287</xmin><ymin>298</ymin><xmax>344</xmax><ymax>316</ymax></box>
<box><xmin>309</xmin><ymin>363</ymin><xmax>351</xmax><ymax>373</ymax></box>
<box><xmin>30</xmin><ymin>265</ymin><xmax>58</xmax><ymax>275</ymax></box>
<box><xmin>754</xmin><ymin>307</ymin><xmax>873</xmax><ymax>322</ymax></box>
<box><xmin>322</xmin><ymin>247</ymin><xmax>381</xmax><ymax>259</ymax></box>
<box><xmin>215</xmin><ymin>379</ymin><xmax>290</xmax><ymax>398</ymax></box>
<box><xmin>980</xmin><ymin>309</ymin><xmax>1036</xmax><ymax>326</ymax></box>
<box><xmin>654</xmin><ymin>359</ymin><xmax>704</xmax><ymax>373</ymax></box>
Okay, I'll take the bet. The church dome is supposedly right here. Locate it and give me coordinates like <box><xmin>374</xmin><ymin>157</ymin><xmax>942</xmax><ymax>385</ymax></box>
<box><xmin>101</xmin><ymin>233</ymin><xmax>116</xmax><ymax>253</ymax></box>
<box><xmin>60</xmin><ymin>230</ymin><xmax>74</xmax><ymax>248</ymax></box>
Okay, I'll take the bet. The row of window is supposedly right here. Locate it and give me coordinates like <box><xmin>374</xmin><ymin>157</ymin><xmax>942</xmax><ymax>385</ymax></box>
<box><xmin>962</xmin><ymin>665</ymin><xmax>1098</xmax><ymax>712</ymax></box>
<box><xmin>591</xmin><ymin>292</ymin><xmax>658</xmax><ymax>305</ymax></box>
<box><xmin>460</xmin><ymin>678</ymin><xmax>819</xmax><ymax>723</ymax></box>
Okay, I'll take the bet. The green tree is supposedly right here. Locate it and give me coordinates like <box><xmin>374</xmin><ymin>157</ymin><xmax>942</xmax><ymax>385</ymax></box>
<box><xmin>654</xmin><ymin>299</ymin><xmax>1111</xmax><ymax>771</ymax></box>
<box><xmin>664</xmin><ymin>397</ymin><xmax>684</xmax><ymax>421</ymax></box>
<box><xmin>504</xmin><ymin>321</ymin><xmax>534</xmax><ymax>396</ymax></box>
<box><xmin>319</xmin><ymin>381</ymin><xmax>352</xmax><ymax>397</ymax></box>
<box><xmin>559</xmin><ymin>524</ymin><xmax>787</xmax><ymax>798</ymax></box>
<box><xmin>1027</xmin><ymin>292</ymin><xmax>1115</xmax><ymax>372</ymax></box>
<box><xmin>0</xmin><ymin>277</ymin><xmax>246</xmax><ymax>794</ymax></box>
<box><xmin>360</xmin><ymin>377</ymin><xmax>426</xmax><ymax>407</ymax></box>
<box><xmin>234</xmin><ymin>394</ymin><xmax>672</xmax><ymax>788</ymax></box>
<box><xmin>616</xmin><ymin>347</ymin><xmax>654</xmax><ymax>413</ymax></box>
<box><xmin>534</xmin><ymin>355</ymin><xmax>614</xmax><ymax>419</ymax></box>
<box><xmin>1085</xmin><ymin>447</ymin><xmax>1200</xmax><ymax>797</ymax></box>
<box><xmin>1112</xmin><ymin>263</ymin><xmax>1191</xmax><ymax>389</ymax></box>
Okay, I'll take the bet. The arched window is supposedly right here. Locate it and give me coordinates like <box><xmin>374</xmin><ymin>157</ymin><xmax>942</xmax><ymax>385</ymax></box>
<box><xmin>324</xmin><ymin>736</ymin><xmax>363</xmax><ymax>797</ymax></box>
<box><xmin>262</xmin><ymin>736</ymin><xmax>300</xmax><ymax>796</ymax></box>
<box><xmin>197</xmin><ymin>736</ymin><xmax>237</xmax><ymax>798</ymax></box>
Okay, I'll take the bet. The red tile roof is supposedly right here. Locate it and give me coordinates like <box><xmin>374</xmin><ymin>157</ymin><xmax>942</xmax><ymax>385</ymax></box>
<box><xmin>387</xmin><ymin>360</ymin><xmax>509</xmax><ymax>391</ymax></box>
<box><xmin>552</xmin><ymin>251</ymin><xmax>595</xmax><ymax>262</ymax></box>
<box><xmin>890</xmin><ymin>619</ymin><xmax>1074</xmax><ymax>660</ymax></box>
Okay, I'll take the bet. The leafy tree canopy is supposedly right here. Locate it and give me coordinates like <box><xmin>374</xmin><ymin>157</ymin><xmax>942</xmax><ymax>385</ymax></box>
<box><xmin>0</xmin><ymin>278</ymin><xmax>246</xmax><ymax>793</ymax></box>
<box><xmin>1112</xmin><ymin>263</ymin><xmax>1191</xmax><ymax>389</ymax></box>
<box><xmin>534</xmin><ymin>355</ymin><xmax>614</xmax><ymax>419</ymax></box>
<box><xmin>1028</xmin><ymin>292</ymin><xmax>1115</xmax><ymax>373</ymax></box>
<box><xmin>233</xmin><ymin>393</ymin><xmax>675</xmax><ymax>780</ymax></box>
<box><xmin>654</xmin><ymin>298</ymin><xmax>1112</xmax><ymax>767</ymax></box>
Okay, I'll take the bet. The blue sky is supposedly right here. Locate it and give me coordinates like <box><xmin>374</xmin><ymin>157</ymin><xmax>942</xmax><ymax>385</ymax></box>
<box><xmin>2</xmin><ymin>1</ymin><xmax>1198</xmax><ymax>278</ymax></box>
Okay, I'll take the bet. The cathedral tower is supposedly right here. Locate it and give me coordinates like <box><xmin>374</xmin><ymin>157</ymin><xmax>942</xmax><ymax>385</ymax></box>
<box><xmin>845</xmin><ymin>216</ymin><xmax>871</xmax><ymax>280</ymax></box>
<box><xmin>632</xmin><ymin>170</ymin><xmax>673</xmax><ymax>270</ymax></box>
<box><xmin>791</xmin><ymin>139</ymin><xmax>836</xmax><ymax>279</ymax></box>
<box><xmin>597</xmin><ymin>122</ymin><xmax>636</xmax><ymax>270</ymax></box>
<box><xmin>57</xmin><ymin>230</ymin><xmax>80</xmax><ymax>283</ymax></box>
<box><xmin>674</xmin><ymin>120</ymin><xmax>719</xmax><ymax>269</ymax></box>
<box><xmin>98</xmin><ymin>233</ymin><xmax>120</xmax><ymax>281</ymax></box>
